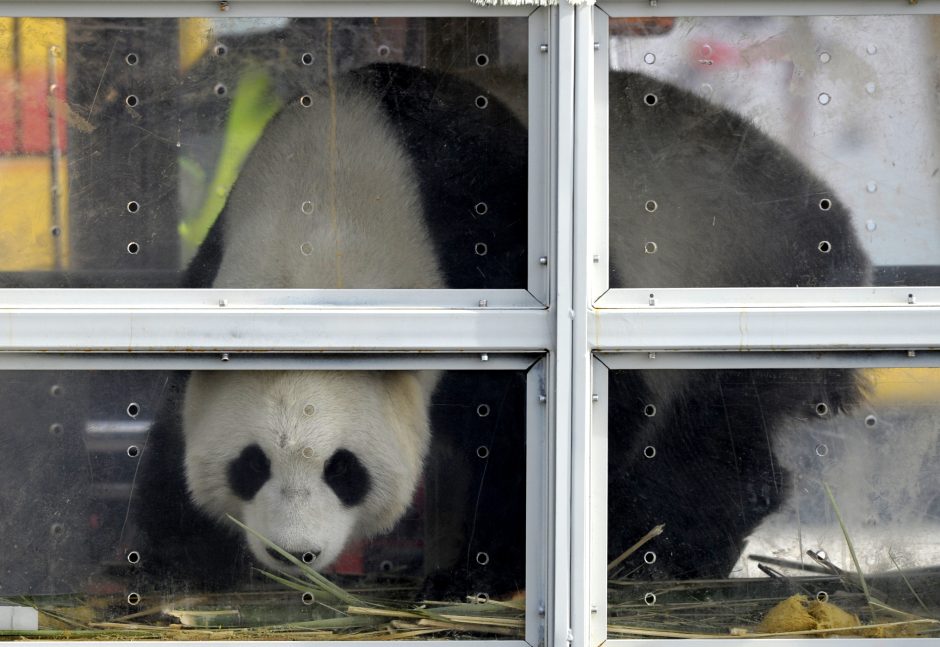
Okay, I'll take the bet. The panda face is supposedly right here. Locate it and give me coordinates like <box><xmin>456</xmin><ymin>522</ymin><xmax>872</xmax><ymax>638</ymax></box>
<box><xmin>181</xmin><ymin>370</ymin><xmax>434</xmax><ymax>572</ymax></box>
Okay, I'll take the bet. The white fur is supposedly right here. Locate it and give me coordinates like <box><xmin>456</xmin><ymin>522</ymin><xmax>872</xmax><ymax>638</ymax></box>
<box><xmin>182</xmin><ymin>81</ymin><xmax>444</xmax><ymax>571</ymax></box>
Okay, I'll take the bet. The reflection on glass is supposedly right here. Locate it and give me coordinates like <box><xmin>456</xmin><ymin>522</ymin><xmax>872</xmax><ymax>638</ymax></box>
<box><xmin>0</xmin><ymin>17</ymin><xmax>528</xmax><ymax>289</ymax></box>
<box><xmin>609</xmin><ymin>15</ymin><xmax>940</xmax><ymax>288</ymax></box>
<box><xmin>606</xmin><ymin>367</ymin><xmax>940</xmax><ymax>637</ymax></box>
<box><xmin>0</xmin><ymin>370</ymin><xmax>526</xmax><ymax>638</ymax></box>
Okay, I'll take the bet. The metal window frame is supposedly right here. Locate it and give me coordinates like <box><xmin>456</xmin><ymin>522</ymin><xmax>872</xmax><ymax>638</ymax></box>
<box><xmin>582</xmin><ymin>4</ymin><xmax>940</xmax><ymax>647</ymax></box>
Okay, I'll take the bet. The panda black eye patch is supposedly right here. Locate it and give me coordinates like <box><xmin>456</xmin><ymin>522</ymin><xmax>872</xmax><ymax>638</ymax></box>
<box><xmin>323</xmin><ymin>449</ymin><xmax>371</xmax><ymax>507</ymax></box>
<box><xmin>227</xmin><ymin>444</ymin><xmax>271</xmax><ymax>501</ymax></box>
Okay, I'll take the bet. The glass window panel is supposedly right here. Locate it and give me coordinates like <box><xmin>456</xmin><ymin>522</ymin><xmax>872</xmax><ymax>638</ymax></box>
<box><xmin>608</xmin><ymin>15</ymin><xmax>939</xmax><ymax>288</ymax></box>
<box><xmin>606</xmin><ymin>367</ymin><xmax>940</xmax><ymax>637</ymax></box>
<box><xmin>0</xmin><ymin>369</ymin><xmax>526</xmax><ymax>638</ymax></box>
<box><xmin>0</xmin><ymin>17</ymin><xmax>528</xmax><ymax>289</ymax></box>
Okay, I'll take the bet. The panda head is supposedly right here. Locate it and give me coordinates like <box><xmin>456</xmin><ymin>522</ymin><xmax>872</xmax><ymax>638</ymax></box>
<box><xmin>181</xmin><ymin>370</ymin><xmax>434</xmax><ymax>572</ymax></box>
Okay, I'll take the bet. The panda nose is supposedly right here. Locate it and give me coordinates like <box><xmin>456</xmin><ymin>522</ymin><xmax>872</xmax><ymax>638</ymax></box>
<box><xmin>266</xmin><ymin>547</ymin><xmax>321</xmax><ymax>565</ymax></box>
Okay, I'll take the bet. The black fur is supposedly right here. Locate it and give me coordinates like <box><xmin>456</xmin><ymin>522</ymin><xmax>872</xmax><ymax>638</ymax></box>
<box><xmin>227</xmin><ymin>444</ymin><xmax>271</xmax><ymax>501</ymax></box>
<box><xmin>323</xmin><ymin>449</ymin><xmax>371</xmax><ymax>507</ymax></box>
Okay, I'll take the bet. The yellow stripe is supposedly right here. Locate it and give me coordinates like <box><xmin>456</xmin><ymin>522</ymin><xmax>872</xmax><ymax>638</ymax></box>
<box><xmin>0</xmin><ymin>156</ymin><xmax>69</xmax><ymax>270</ymax></box>
<box><xmin>864</xmin><ymin>367</ymin><xmax>940</xmax><ymax>404</ymax></box>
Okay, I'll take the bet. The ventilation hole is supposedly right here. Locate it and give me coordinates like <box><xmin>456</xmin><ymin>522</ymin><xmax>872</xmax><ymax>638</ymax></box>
<box><xmin>476</xmin><ymin>404</ymin><xmax>491</xmax><ymax>417</ymax></box>
<box><xmin>127</xmin><ymin>241</ymin><xmax>140</xmax><ymax>255</ymax></box>
<box><xmin>476</xmin><ymin>551</ymin><xmax>490</xmax><ymax>566</ymax></box>
<box><xmin>127</xmin><ymin>592</ymin><xmax>141</xmax><ymax>606</ymax></box>
<box><xmin>815</xmin><ymin>402</ymin><xmax>829</xmax><ymax>416</ymax></box>
<box><xmin>818</xmin><ymin>240</ymin><xmax>832</xmax><ymax>253</ymax></box>
<box><xmin>819</xmin><ymin>198</ymin><xmax>832</xmax><ymax>211</ymax></box>
<box><xmin>816</xmin><ymin>591</ymin><xmax>829</xmax><ymax>603</ymax></box>
<box><xmin>126</xmin><ymin>445</ymin><xmax>140</xmax><ymax>458</ymax></box>
<box><xmin>643</xmin><ymin>551</ymin><xmax>657</xmax><ymax>564</ymax></box>
<box><xmin>301</xmin><ymin>200</ymin><xmax>314</xmax><ymax>215</ymax></box>
<box><xmin>49</xmin><ymin>423</ymin><xmax>63</xmax><ymax>436</ymax></box>
<box><xmin>301</xmin><ymin>551</ymin><xmax>316</xmax><ymax>564</ymax></box>
<box><xmin>476</xmin><ymin>445</ymin><xmax>490</xmax><ymax>459</ymax></box>
<box><xmin>214</xmin><ymin>44</ymin><xmax>227</xmax><ymax>56</ymax></box>
<box><xmin>301</xmin><ymin>591</ymin><xmax>315</xmax><ymax>605</ymax></box>
<box><xmin>50</xmin><ymin>384</ymin><xmax>62</xmax><ymax>397</ymax></box>
<box><xmin>643</xmin><ymin>52</ymin><xmax>656</xmax><ymax>65</ymax></box>
<box><xmin>643</xmin><ymin>404</ymin><xmax>657</xmax><ymax>417</ymax></box>
<box><xmin>474</xmin><ymin>242</ymin><xmax>488</xmax><ymax>256</ymax></box>
<box><xmin>815</xmin><ymin>443</ymin><xmax>829</xmax><ymax>457</ymax></box>
<box><xmin>644</xmin><ymin>93</ymin><xmax>658</xmax><ymax>106</ymax></box>
<box><xmin>50</xmin><ymin>226</ymin><xmax>61</xmax><ymax>237</ymax></box>
<box><xmin>50</xmin><ymin>522</ymin><xmax>65</xmax><ymax>536</ymax></box>
<box><xmin>475</xmin><ymin>95</ymin><xmax>489</xmax><ymax>109</ymax></box>
<box><xmin>377</xmin><ymin>44</ymin><xmax>390</xmax><ymax>57</ymax></box>
<box><xmin>476</xmin><ymin>53</ymin><xmax>489</xmax><ymax>67</ymax></box>
<box><xmin>126</xmin><ymin>200</ymin><xmax>139</xmax><ymax>213</ymax></box>
<box><xmin>644</xmin><ymin>241</ymin><xmax>658</xmax><ymax>254</ymax></box>
<box><xmin>124</xmin><ymin>52</ymin><xmax>139</xmax><ymax>66</ymax></box>
<box><xmin>380</xmin><ymin>560</ymin><xmax>393</xmax><ymax>572</ymax></box>
<box><xmin>818</xmin><ymin>92</ymin><xmax>831</xmax><ymax>105</ymax></box>
<box><xmin>644</xmin><ymin>200</ymin><xmax>658</xmax><ymax>213</ymax></box>
<box><xmin>300</xmin><ymin>242</ymin><xmax>313</xmax><ymax>256</ymax></box>
<box><xmin>644</xmin><ymin>592</ymin><xmax>657</xmax><ymax>606</ymax></box>
<box><xmin>125</xmin><ymin>94</ymin><xmax>139</xmax><ymax>108</ymax></box>
<box><xmin>865</xmin><ymin>415</ymin><xmax>877</xmax><ymax>427</ymax></box>
<box><xmin>643</xmin><ymin>445</ymin><xmax>657</xmax><ymax>459</ymax></box>
<box><xmin>300</xmin><ymin>95</ymin><xmax>312</xmax><ymax>107</ymax></box>
<box><xmin>300</xmin><ymin>52</ymin><xmax>314</xmax><ymax>66</ymax></box>
<box><xmin>302</xmin><ymin>446</ymin><xmax>315</xmax><ymax>459</ymax></box>
<box><xmin>474</xmin><ymin>592</ymin><xmax>490</xmax><ymax>604</ymax></box>
<box><xmin>126</xmin><ymin>402</ymin><xmax>140</xmax><ymax>418</ymax></box>
<box><xmin>474</xmin><ymin>201</ymin><xmax>489</xmax><ymax>215</ymax></box>
<box><xmin>214</xmin><ymin>83</ymin><xmax>227</xmax><ymax>96</ymax></box>
<box><xmin>303</xmin><ymin>404</ymin><xmax>316</xmax><ymax>416</ymax></box>
<box><xmin>126</xmin><ymin>550</ymin><xmax>141</xmax><ymax>564</ymax></box>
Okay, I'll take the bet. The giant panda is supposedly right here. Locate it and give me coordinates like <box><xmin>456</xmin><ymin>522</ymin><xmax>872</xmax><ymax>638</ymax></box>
<box><xmin>132</xmin><ymin>62</ymin><xmax>528</xmax><ymax>593</ymax></box>
<box><xmin>132</xmin><ymin>64</ymin><xmax>869</xmax><ymax>596</ymax></box>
